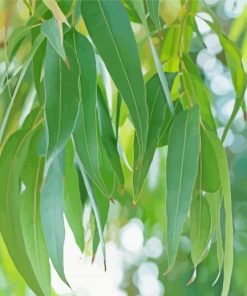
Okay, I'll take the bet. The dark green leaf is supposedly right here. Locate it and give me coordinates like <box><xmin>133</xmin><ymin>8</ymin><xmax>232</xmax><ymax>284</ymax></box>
<box><xmin>81</xmin><ymin>0</ymin><xmax>148</xmax><ymax>158</ymax></box>
<box><xmin>44</xmin><ymin>41</ymin><xmax>80</xmax><ymax>160</ymax></box>
<box><xmin>97</xmin><ymin>87</ymin><xmax>124</xmax><ymax>185</ymax></box>
<box><xmin>134</xmin><ymin>73</ymin><xmax>176</xmax><ymax>198</ymax></box>
<box><xmin>72</xmin><ymin>31</ymin><xmax>115</xmax><ymax>196</ymax></box>
<box><xmin>146</xmin><ymin>0</ymin><xmax>160</xmax><ymax>30</ymax></box>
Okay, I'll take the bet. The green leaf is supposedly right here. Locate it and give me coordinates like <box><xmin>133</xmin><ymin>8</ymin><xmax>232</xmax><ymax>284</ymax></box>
<box><xmin>203</xmin><ymin>130</ymin><xmax>233</xmax><ymax>296</ymax></box>
<box><xmin>201</xmin><ymin>128</ymin><xmax>220</xmax><ymax>192</ymax></box>
<box><xmin>166</xmin><ymin>105</ymin><xmax>200</xmax><ymax>271</ymax></box>
<box><xmin>81</xmin><ymin>0</ymin><xmax>148</xmax><ymax>158</ymax></box>
<box><xmin>206</xmin><ymin>191</ymin><xmax>224</xmax><ymax>286</ymax></box>
<box><xmin>190</xmin><ymin>174</ymin><xmax>212</xmax><ymax>271</ymax></box>
<box><xmin>72</xmin><ymin>31</ymin><xmax>114</xmax><ymax>196</ymax></box>
<box><xmin>31</xmin><ymin>28</ymin><xmax>46</xmax><ymax>103</ymax></box>
<box><xmin>44</xmin><ymin>40</ymin><xmax>80</xmax><ymax>160</ymax></box>
<box><xmin>158</xmin><ymin>100</ymin><xmax>183</xmax><ymax>147</ymax></box>
<box><xmin>134</xmin><ymin>73</ymin><xmax>176</xmax><ymax>198</ymax></box>
<box><xmin>92</xmin><ymin>185</ymin><xmax>109</xmax><ymax>261</ymax></box>
<box><xmin>0</xmin><ymin>110</ymin><xmax>45</xmax><ymax>296</ymax></box>
<box><xmin>77</xmin><ymin>164</ymin><xmax>107</xmax><ymax>270</ymax></box>
<box><xmin>64</xmin><ymin>140</ymin><xmax>84</xmax><ymax>252</ymax></box>
<box><xmin>20</xmin><ymin>130</ymin><xmax>51</xmax><ymax>296</ymax></box>
<box><xmin>41</xmin><ymin>152</ymin><xmax>68</xmax><ymax>285</ymax></box>
<box><xmin>97</xmin><ymin>86</ymin><xmax>124</xmax><ymax>185</ymax></box>
<box><xmin>182</xmin><ymin>54</ymin><xmax>216</xmax><ymax>131</ymax></box>
<box><xmin>205</xmin><ymin>20</ymin><xmax>247</xmax><ymax>141</ymax></box>
<box><xmin>146</xmin><ymin>0</ymin><xmax>160</xmax><ymax>29</ymax></box>
<box><xmin>0</xmin><ymin>33</ymin><xmax>45</xmax><ymax>148</ymax></box>
<box><xmin>41</xmin><ymin>18</ymin><xmax>67</xmax><ymax>61</ymax></box>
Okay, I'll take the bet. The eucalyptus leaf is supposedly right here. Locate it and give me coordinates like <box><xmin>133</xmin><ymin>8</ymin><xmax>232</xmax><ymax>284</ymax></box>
<box><xmin>81</xmin><ymin>0</ymin><xmax>149</xmax><ymax>159</ymax></box>
<box><xmin>166</xmin><ymin>105</ymin><xmax>200</xmax><ymax>271</ymax></box>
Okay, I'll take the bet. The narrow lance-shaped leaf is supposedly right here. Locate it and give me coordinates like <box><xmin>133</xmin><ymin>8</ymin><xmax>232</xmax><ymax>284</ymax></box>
<box><xmin>0</xmin><ymin>110</ymin><xmax>45</xmax><ymax>296</ymax></box>
<box><xmin>206</xmin><ymin>191</ymin><xmax>224</xmax><ymax>286</ymax></box>
<box><xmin>204</xmin><ymin>20</ymin><xmax>247</xmax><ymax>141</ymax></box>
<box><xmin>71</xmin><ymin>30</ymin><xmax>114</xmax><ymax>196</ymax></box>
<box><xmin>81</xmin><ymin>0</ymin><xmax>149</xmax><ymax>159</ymax></box>
<box><xmin>130</xmin><ymin>0</ymin><xmax>175</xmax><ymax>114</ymax></box>
<box><xmin>41</xmin><ymin>151</ymin><xmax>68</xmax><ymax>285</ymax></box>
<box><xmin>166</xmin><ymin>105</ymin><xmax>200</xmax><ymax>271</ymax></box>
<box><xmin>92</xmin><ymin>185</ymin><xmax>109</xmax><ymax>261</ymax></box>
<box><xmin>97</xmin><ymin>86</ymin><xmax>124</xmax><ymax>185</ymax></box>
<box><xmin>44</xmin><ymin>41</ymin><xmax>80</xmax><ymax>160</ymax></box>
<box><xmin>64</xmin><ymin>140</ymin><xmax>85</xmax><ymax>252</ymax></box>
<box><xmin>134</xmin><ymin>73</ymin><xmax>176</xmax><ymax>198</ymax></box>
<box><xmin>203</xmin><ymin>129</ymin><xmax>233</xmax><ymax>296</ymax></box>
<box><xmin>201</xmin><ymin>127</ymin><xmax>220</xmax><ymax>192</ymax></box>
<box><xmin>76</xmin><ymin>160</ymin><xmax>107</xmax><ymax>270</ymax></box>
<box><xmin>189</xmin><ymin>167</ymin><xmax>212</xmax><ymax>284</ymax></box>
<box><xmin>20</xmin><ymin>130</ymin><xmax>51</xmax><ymax>296</ymax></box>
<box><xmin>181</xmin><ymin>54</ymin><xmax>216</xmax><ymax>132</ymax></box>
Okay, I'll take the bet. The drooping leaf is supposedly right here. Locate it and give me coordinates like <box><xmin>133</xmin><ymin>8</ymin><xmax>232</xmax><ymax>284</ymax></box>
<box><xmin>190</xmin><ymin>173</ymin><xmax>212</xmax><ymax>273</ymax></box>
<box><xmin>201</xmin><ymin>127</ymin><xmax>220</xmax><ymax>192</ymax></box>
<box><xmin>77</xmin><ymin>163</ymin><xmax>107</xmax><ymax>270</ymax></box>
<box><xmin>206</xmin><ymin>191</ymin><xmax>224</xmax><ymax>286</ymax></box>
<box><xmin>44</xmin><ymin>40</ymin><xmax>80</xmax><ymax>160</ymax></box>
<box><xmin>146</xmin><ymin>0</ymin><xmax>160</xmax><ymax>30</ymax></box>
<box><xmin>71</xmin><ymin>30</ymin><xmax>115</xmax><ymax>196</ymax></box>
<box><xmin>204</xmin><ymin>20</ymin><xmax>247</xmax><ymax>141</ymax></box>
<box><xmin>92</xmin><ymin>185</ymin><xmax>109</xmax><ymax>261</ymax></box>
<box><xmin>41</xmin><ymin>152</ymin><xmax>68</xmax><ymax>285</ymax></box>
<box><xmin>41</xmin><ymin>18</ymin><xmax>67</xmax><ymax>61</ymax></box>
<box><xmin>203</xmin><ymin>129</ymin><xmax>233</xmax><ymax>296</ymax></box>
<box><xmin>0</xmin><ymin>110</ymin><xmax>45</xmax><ymax>296</ymax></box>
<box><xmin>166</xmin><ymin>105</ymin><xmax>200</xmax><ymax>271</ymax></box>
<box><xmin>97</xmin><ymin>86</ymin><xmax>124</xmax><ymax>185</ymax></box>
<box><xmin>64</xmin><ymin>140</ymin><xmax>84</xmax><ymax>252</ymax></box>
<box><xmin>133</xmin><ymin>73</ymin><xmax>176</xmax><ymax>198</ymax></box>
<box><xmin>20</xmin><ymin>130</ymin><xmax>51</xmax><ymax>296</ymax></box>
<box><xmin>81</xmin><ymin>0</ymin><xmax>148</xmax><ymax>159</ymax></box>
<box><xmin>181</xmin><ymin>54</ymin><xmax>216</xmax><ymax>131</ymax></box>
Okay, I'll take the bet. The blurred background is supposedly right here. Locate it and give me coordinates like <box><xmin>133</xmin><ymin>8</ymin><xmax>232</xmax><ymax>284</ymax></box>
<box><xmin>1</xmin><ymin>0</ymin><xmax>247</xmax><ymax>295</ymax></box>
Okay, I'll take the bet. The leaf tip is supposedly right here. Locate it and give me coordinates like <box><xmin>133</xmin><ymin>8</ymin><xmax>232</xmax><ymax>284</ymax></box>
<box><xmin>186</xmin><ymin>268</ymin><xmax>197</xmax><ymax>286</ymax></box>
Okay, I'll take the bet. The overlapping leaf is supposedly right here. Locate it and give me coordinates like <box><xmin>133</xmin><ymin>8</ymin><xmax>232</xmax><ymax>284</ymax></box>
<box><xmin>41</xmin><ymin>151</ymin><xmax>68</xmax><ymax>285</ymax></box>
<box><xmin>72</xmin><ymin>30</ymin><xmax>115</xmax><ymax>196</ymax></box>
<box><xmin>0</xmin><ymin>110</ymin><xmax>46</xmax><ymax>296</ymax></box>
<box><xmin>166</xmin><ymin>105</ymin><xmax>200</xmax><ymax>270</ymax></box>
<box><xmin>44</xmin><ymin>40</ymin><xmax>80</xmax><ymax>160</ymax></box>
<box><xmin>81</xmin><ymin>0</ymin><xmax>148</xmax><ymax>159</ymax></box>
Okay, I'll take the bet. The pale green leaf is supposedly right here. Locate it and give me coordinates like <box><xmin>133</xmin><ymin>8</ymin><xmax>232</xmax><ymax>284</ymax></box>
<box><xmin>41</xmin><ymin>18</ymin><xmax>67</xmax><ymax>61</ymax></box>
<box><xmin>0</xmin><ymin>110</ymin><xmax>45</xmax><ymax>296</ymax></box>
<box><xmin>41</xmin><ymin>152</ymin><xmax>68</xmax><ymax>285</ymax></box>
<box><xmin>64</xmin><ymin>140</ymin><xmax>84</xmax><ymax>252</ymax></box>
<box><xmin>166</xmin><ymin>105</ymin><xmax>200</xmax><ymax>270</ymax></box>
<box><xmin>20</xmin><ymin>130</ymin><xmax>51</xmax><ymax>296</ymax></box>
